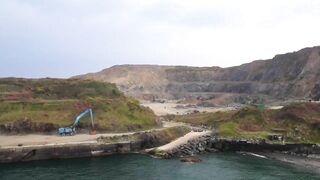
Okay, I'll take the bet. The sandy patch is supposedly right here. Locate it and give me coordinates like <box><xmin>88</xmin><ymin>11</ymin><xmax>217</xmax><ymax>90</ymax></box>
<box><xmin>142</xmin><ymin>102</ymin><xmax>235</xmax><ymax>116</ymax></box>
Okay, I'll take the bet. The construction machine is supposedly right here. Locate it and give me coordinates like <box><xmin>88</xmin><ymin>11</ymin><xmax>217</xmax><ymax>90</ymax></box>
<box><xmin>58</xmin><ymin>108</ymin><xmax>96</xmax><ymax>136</ymax></box>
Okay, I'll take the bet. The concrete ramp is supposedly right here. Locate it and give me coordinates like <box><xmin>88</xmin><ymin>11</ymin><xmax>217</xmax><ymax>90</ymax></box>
<box><xmin>156</xmin><ymin>130</ymin><xmax>212</xmax><ymax>152</ymax></box>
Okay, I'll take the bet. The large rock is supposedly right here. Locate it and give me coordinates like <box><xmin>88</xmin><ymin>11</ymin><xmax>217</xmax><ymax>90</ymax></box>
<box><xmin>180</xmin><ymin>156</ymin><xmax>202</xmax><ymax>163</ymax></box>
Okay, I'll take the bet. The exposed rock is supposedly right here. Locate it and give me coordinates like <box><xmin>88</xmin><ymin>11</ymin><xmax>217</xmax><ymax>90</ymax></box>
<box><xmin>74</xmin><ymin>46</ymin><xmax>320</xmax><ymax>104</ymax></box>
<box><xmin>158</xmin><ymin>133</ymin><xmax>320</xmax><ymax>159</ymax></box>
<box><xmin>0</xmin><ymin>118</ymin><xmax>58</xmax><ymax>134</ymax></box>
<box><xmin>180</xmin><ymin>156</ymin><xmax>202</xmax><ymax>163</ymax></box>
<box><xmin>310</xmin><ymin>84</ymin><xmax>320</xmax><ymax>101</ymax></box>
<box><xmin>165</xmin><ymin>134</ymin><xmax>213</xmax><ymax>157</ymax></box>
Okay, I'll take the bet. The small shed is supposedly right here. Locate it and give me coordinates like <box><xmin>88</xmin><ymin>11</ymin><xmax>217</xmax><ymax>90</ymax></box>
<box><xmin>267</xmin><ymin>134</ymin><xmax>285</xmax><ymax>141</ymax></box>
<box><xmin>255</xmin><ymin>104</ymin><xmax>265</xmax><ymax>110</ymax></box>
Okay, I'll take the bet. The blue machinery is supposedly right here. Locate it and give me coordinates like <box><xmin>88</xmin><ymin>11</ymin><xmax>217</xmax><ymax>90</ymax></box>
<box><xmin>58</xmin><ymin>108</ymin><xmax>96</xmax><ymax>136</ymax></box>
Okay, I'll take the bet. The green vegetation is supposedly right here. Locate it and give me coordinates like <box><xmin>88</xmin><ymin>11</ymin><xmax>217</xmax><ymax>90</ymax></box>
<box><xmin>219</xmin><ymin>122</ymin><xmax>239</xmax><ymax>137</ymax></box>
<box><xmin>172</xmin><ymin>103</ymin><xmax>320</xmax><ymax>143</ymax></box>
<box><xmin>0</xmin><ymin>78</ymin><xmax>121</xmax><ymax>100</ymax></box>
<box><xmin>0</xmin><ymin>78</ymin><xmax>157</xmax><ymax>133</ymax></box>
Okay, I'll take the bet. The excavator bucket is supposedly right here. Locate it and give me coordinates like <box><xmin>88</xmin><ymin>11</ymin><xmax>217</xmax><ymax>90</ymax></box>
<box><xmin>89</xmin><ymin>130</ymin><xmax>97</xmax><ymax>135</ymax></box>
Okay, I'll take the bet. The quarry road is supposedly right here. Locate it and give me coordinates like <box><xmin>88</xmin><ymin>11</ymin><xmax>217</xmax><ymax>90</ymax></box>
<box><xmin>141</xmin><ymin>102</ymin><xmax>237</xmax><ymax>116</ymax></box>
<box><xmin>142</xmin><ymin>102</ymin><xmax>286</xmax><ymax>116</ymax></box>
<box><xmin>0</xmin><ymin>121</ymin><xmax>187</xmax><ymax>147</ymax></box>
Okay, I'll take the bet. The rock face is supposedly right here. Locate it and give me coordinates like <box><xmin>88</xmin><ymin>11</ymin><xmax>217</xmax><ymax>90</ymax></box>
<box><xmin>0</xmin><ymin>119</ymin><xmax>59</xmax><ymax>134</ymax></box>
<box><xmin>74</xmin><ymin>46</ymin><xmax>320</xmax><ymax>104</ymax></box>
<box><xmin>73</xmin><ymin>65</ymin><xmax>170</xmax><ymax>100</ymax></box>
<box><xmin>166</xmin><ymin>134</ymin><xmax>215</xmax><ymax>157</ymax></box>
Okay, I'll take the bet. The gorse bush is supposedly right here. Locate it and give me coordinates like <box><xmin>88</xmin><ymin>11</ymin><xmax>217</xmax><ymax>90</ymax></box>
<box><xmin>0</xmin><ymin>78</ymin><xmax>122</xmax><ymax>100</ymax></box>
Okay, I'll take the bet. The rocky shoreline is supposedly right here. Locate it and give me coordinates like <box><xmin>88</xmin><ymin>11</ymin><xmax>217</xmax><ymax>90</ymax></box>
<box><xmin>158</xmin><ymin>135</ymin><xmax>320</xmax><ymax>157</ymax></box>
<box><xmin>150</xmin><ymin>133</ymin><xmax>320</xmax><ymax>170</ymax></box>
<box><xmin>261</xmin><ymin>152</ymin><xmax>320</xmax><ymax>171</ymax></box>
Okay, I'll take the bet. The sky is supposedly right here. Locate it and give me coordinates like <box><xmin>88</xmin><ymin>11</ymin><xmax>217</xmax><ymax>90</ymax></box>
<box><xmin>1</xmin><ymin>0</ymin><xmax>320</xmax><ymax>78</ymax></box>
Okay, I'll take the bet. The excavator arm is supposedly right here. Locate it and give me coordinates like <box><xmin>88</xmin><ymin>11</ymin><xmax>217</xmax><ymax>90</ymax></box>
<box><xmin>58</xmin><ymin>108</ymin><xmax>95</xmax><ymax>136</ymax></box>
<box><xmin>71</xmin><ymin>108</ymin><xmax>94</xmax><ymax>129</ymax></box>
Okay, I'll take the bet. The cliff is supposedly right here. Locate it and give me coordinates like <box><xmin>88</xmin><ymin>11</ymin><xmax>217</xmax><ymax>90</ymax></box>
<box><xmin>74</xmin><ymin>46</ymin><xmax>320</xmax><ymax>104</ymax></box>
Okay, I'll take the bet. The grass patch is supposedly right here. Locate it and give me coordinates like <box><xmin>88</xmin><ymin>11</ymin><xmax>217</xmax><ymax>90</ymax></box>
<box><xmin>0</xmin><ymin>78</ymin><xmax>158</xmax><ymax>133</ymax></box>
<box><xmin>171</xmin><ymin>103</ymin><xmax>320</xmax><ymax>143</ymax></box>
<box><xmin>218</xmin><ymin>122</ymin><xmax>239</xmax><ymax>137</ymax></box>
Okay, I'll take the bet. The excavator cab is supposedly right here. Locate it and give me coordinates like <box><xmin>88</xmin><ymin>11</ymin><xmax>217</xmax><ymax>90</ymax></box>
<box><xmin>58</xmin><ymin>127</ymin><xmax>74</xmax><ymax>136</ymax></box>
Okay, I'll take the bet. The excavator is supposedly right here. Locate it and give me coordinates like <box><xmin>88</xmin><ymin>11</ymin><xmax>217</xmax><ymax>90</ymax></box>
<box><xmin>58</xmin><ymin>108</ymin><xmax>96</xmax><ymax>136</ymax></box>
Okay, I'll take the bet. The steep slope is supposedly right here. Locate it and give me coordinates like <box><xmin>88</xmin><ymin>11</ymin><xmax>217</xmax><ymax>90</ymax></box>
<box><xmin>74</xmin><ymin>65</ymin><xmax>170</xmax><ymax>100</ymax></box>
<box><xmin>74</xmin><ymin>46</ymin><xmax>320</xmax><ymax>104</ymax></box>
<box><xmin>0</xmin><ymin>78</ymin><xmax>157</xmax><ymax>134</ymax></box>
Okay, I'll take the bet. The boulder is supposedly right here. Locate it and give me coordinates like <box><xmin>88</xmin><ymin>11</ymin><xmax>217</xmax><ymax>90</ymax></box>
<box><xmin>180</xmin><ymin>156</ymin><xmax>202</xmax><ymax>163</ymax></box>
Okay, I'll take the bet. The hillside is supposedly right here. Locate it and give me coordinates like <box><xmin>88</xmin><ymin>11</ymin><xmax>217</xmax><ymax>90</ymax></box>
<box><xmin>171</xmin><ymin>103</ymin><xmax>320</xmax><ymax>143</ymax></box>
<box><xmin>74</xmin><ymin>46</ymin><xmax>320</xmax><ymax>105</ymax></box>
<box><xmin>0</xmin><ymin>78</ymin><xmax>157</xmax><ymax>134</ymax></box>
<box><xmin>73</xmin><ymin>65</ymin><xmax>171</xmax><ymax>100</ymax></box>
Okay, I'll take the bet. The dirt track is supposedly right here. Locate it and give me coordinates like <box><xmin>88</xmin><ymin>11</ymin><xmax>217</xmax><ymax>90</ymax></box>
<box><xmin>0</xmin><ymin>121</ymin><xmax>185</xmax><ymax>147</ymax></box>
<box><xmin>0</xmin><ymin>133</ymin><xmax>130</xmax><ymax>147</ymax></box>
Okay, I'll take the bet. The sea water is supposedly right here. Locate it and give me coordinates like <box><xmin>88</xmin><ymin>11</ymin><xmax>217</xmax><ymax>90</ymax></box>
<box><xmin>0</xmin><ymin>153</ymin><xmax>319</xmax><ymax>180</ymax></box>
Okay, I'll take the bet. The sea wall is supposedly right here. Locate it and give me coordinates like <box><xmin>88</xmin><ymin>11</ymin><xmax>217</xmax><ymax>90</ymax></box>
<box><xmin>0</xmin><ymin>138</ymin><xmax>176</xmax><ymax>163</ymax></box>
<box><xmin>0</xmin><ymin>141</ymin><xmax>144</xmax><ymax>163</ymax></box>
<box><xmin>210</xmin><ymin>137</ymin><xmax>320</xmax><ymax>155</ymax></box>
<box><xmin>163</xmin><ymin>135</ymin><xmax>320</xmax><ymax>158</ymax></box>
<box><xmin>0</xmin><ymin>126</ymin><xmax>190</xmax><ymax>163</ymax></box>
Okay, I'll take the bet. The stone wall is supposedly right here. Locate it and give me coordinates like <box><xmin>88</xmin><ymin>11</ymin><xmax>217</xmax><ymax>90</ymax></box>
<box><xmin>164</xmin><ymin>135</ymin><xmax>320</xmax><ymax>158</ymax></box>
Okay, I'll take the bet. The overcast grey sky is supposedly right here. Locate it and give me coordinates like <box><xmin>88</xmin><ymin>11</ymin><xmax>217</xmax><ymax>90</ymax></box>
<box><xmin>1</xmin><ymin>0</ymin><xmax>320</xmax><ymax>78</ymax></box>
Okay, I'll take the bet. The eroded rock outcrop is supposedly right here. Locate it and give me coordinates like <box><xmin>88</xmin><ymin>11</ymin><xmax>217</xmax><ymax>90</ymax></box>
<box><xmin>0</xmin><ymin>119</ymin><xmax>58</xmax><ymax>134</ymax></box>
